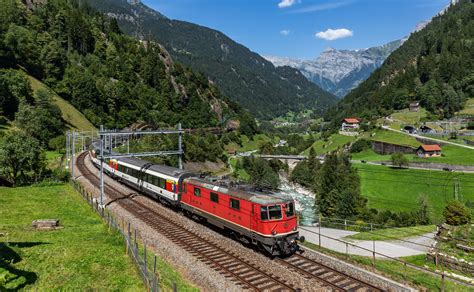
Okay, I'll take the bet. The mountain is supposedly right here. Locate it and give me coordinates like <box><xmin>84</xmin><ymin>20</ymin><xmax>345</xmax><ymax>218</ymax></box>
<box><xmin>326</xmin><ymin>0</ymin><xmax>473</xmax><ymax>123</ymax></box>
<box><xmin>0</xmin><ymin>0</ymin><xmax>248</xmax><ymax>131</ymax></box>
<box><xmin>265</xmin><ymin>40</ymin><xmax>404</xmax><ymax>97</ymax></box>
<box><xmin>87</xmin><ymin>0</ymin><xmax>337</xmax><ymax>119</ymax></box>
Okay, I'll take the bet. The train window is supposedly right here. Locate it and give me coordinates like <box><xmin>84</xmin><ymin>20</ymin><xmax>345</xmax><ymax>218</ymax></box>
<box><xmin>210</xmin><ymin>192</ymin><xmax>219</xmax><ymax>203</ymax></box>
<box><xmin>268</xmin><ymin>205</ymin><xmax>282</xmax><ymax>220</ymax></box>
<box><xmin>285</xmin><ymin>203</ymin><xmax>295</xmax><ymax>217</ymax></box>
<box><xmin>194</xmin><ymin>187</ymin><xmax>201</xmax><ymax>197</ymax></box>
<box><xmin>183</xmin><ymin>183</ymin><xmax>187</xmax><ymax>193</ymax></box>
<box><xmin>230</xmin><ymin>198</ymin><xmax>240</xmax><ymax>210</ymax></box>
<box><xmin>260</xmin><ymin>206</ymin><xmax>269</xmax><ymax>220</ymax></box>
<box><xmin>159</xmin><ymin>178</ymin><xmax>166</xmax><ymax>189</ymax></box>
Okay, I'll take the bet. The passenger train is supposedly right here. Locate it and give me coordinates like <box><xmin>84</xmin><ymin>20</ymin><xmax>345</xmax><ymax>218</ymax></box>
<box><xmin>89</xmin><ymin>145</ymin><xmax>304</xmax><ymax>256</ymax></box>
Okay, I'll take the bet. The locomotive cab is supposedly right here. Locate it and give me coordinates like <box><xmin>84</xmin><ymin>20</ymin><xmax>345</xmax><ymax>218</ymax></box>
<box><xmin>251</xmin><ymin>196</ymin><xmax>302</xmax><ymax>256</ymax></box>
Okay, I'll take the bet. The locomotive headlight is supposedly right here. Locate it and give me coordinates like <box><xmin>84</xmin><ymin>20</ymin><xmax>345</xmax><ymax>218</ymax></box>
<box><xmin>272</xmin><ymin>230</ymin><xmax>277</xmax><ymax>235</ymax></box>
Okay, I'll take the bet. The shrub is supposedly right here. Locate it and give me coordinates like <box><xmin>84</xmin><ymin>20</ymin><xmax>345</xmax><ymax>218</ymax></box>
<box><xmin>350</xmin><ymin>139</ymin><xmax>372</xmax><ymax>153</ymax></box>
<box><xmin>391</xmin><ymin>152</ymin><xmax>409</xmax><ymax>168</ymax></box>
<box><xmin>443</xmin><ymin>201</ymin><xmax>471</xmax><ymax>226</ymax></box>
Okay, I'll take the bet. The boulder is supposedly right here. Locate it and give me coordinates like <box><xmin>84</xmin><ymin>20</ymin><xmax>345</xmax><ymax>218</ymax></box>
<box><xmin>32</xmin><ymin>219</ymin><xmax>60</xmax><ymax>230</ymax></box>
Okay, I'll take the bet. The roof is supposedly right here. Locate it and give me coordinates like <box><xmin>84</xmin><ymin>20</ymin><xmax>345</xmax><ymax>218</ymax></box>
<box><xmin>410</xmin><ymin>102</ymin><xmax>420</xmax><ymax>106</ymax></box>
<box><xmin>186</xmin><ymin>178</ymin><xmax>292</xmax><ymax>205</ymax></box>
<box><xmin>343</xmin><ymin>118</ymin><xmax>360</xmax><ymax>124</ymax></box>
<box><xmin>418</xmin><ymin>144</ymin><xmax>442</xmax><ymax>152</ymax></box>
<box><xmin>118</xmin><ymin>157</ymin><xmax>194</xmax><ymax>178</ymax></box>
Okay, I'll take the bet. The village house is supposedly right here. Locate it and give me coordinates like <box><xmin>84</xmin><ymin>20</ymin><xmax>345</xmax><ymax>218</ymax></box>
<box><xmin>416</xmin><ymin>144</ymin><xmax>442</xmax><ymax>158</ymax></box>
<box><xmin>410</xmin><ymin>102</ymin><xmax>420</xmax><ymax>112</ymax></box>
<box><xmin>341</xmin><ymin>118</ymin><xmax>360</xmax><ymax>131</ymax></box>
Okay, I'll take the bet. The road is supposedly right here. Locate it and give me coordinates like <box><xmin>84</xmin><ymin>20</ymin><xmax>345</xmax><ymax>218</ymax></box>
<box><xmin>299</xmin><ymin>226</ymin><xmax>436</xmax><ymax>258</ymax></box>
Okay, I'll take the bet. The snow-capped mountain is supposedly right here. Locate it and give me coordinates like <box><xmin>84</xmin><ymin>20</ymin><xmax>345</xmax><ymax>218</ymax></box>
<box><xmin>265</xmin><ymin>1</ymin><xmax>458</xmax><ymax>98</ymax></box>
<box><xmin>264</xmin><ymin>39</ymin><xmax>403</xmax><ymax>97</ymax></box>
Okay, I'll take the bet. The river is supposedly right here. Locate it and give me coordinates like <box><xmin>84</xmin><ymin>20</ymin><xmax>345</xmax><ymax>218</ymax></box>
<box><xmin>279</xmin><ymin>175</ymin><xmax>317</xmax><ymax>226</ymax></box>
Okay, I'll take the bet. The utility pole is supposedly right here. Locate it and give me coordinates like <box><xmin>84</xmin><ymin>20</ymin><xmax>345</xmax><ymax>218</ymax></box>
<box><xmin>71</xmin><ymin>131</ymin><xmax>75</xmax><ymax>179</ymax></box>
<box><xmin>99</xmin><ymin>125</ymin><xmax>105</xmax><ymax>209</ymax></box>
<box><xmin>178</xmin><ymin>123</ymin><xmax>183</xmax><ymax>170</ymax></box>
<box><xmin>65</xmin><ymin>130</ymin><xmax>69</xmax><ymax>170</ymax></box>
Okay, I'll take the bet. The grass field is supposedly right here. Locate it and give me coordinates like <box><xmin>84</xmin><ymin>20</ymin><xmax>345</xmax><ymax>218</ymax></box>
<box><xmin>355</xmin><ymin>164</ymin><xmax>474</xmax><ymax>221</ymax></box>
<box><xmin>28</xmin><ymin>76</ymin><xmax>96</xmax><ymax>132</ymax></box>
<box><xmin>352</xmin><ymin>144</ymin><xmax>474</xmax><ymax>166</ymax></box>
<box><xmin>304</xmin><ymin>134</ymin><xmax>357</xmax><ymax>155</ymax></box>
<box><xmin>0</xmin><ymin>184</ymin><xmax>195</xmax><ymax>290</ymax></box>
<box><xmin>345</xmin><ymin>225</ymin><xmax>436</xmax><ymax>241</ymax></box>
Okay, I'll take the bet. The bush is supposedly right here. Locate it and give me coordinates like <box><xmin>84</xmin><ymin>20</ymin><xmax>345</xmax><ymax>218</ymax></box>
<box><xmin>443</xmin><ymin>201</ymin><xmax>471</xmax><ymax>226</ymax></box>
<box><xmin>467</xmin><ymin>121</ymin><xmax>474</xmax><ymax>130</ymax></box>
<box><xmin>391</xmin><ymin>152</ymin><xmax>409</xmax><ymax>168</ymax></box>
<box><xmin>350</xmin><ymin>139</ymin><xmax>372</xmax><ymax>153</ymax></box>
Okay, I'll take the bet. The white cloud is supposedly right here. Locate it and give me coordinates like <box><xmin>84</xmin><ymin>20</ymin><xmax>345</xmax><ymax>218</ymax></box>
<box><xmin>315</xmin><ymin>28</ymin><xmax>353</xmax><ymax>40</ymax></box>
<box><xmin>290</xmin><ymin>0</ymin><xmax>353</xmax><ymax>13</ymax></box>
<box><xmin>278</xmin><ymin>0</ymin><xmax>296</xmax><ymax>8</ymax></box>
<box><xmin>280</xmin><ymin>29</ymin><xmax>291</xmax><ymax>36</ymax></box>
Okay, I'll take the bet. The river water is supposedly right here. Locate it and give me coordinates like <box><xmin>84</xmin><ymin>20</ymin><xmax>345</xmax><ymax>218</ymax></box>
<box><xmin>279</xmin><ymin>176</ymin><xmax>317</xmax><ymax>226</ymax></box>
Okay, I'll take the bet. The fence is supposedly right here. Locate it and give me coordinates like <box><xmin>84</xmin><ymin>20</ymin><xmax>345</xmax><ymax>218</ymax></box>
<box><xmin>71</xmin><ymin>180</ymin><xmax>177</xmax><ymax>292</ymax></box>
<box><xmin>300</xmin><ymin>216</ymin><xmax>474</xmax><ymax>290</ymax></box>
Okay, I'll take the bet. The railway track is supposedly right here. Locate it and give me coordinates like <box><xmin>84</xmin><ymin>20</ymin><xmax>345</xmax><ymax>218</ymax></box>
<box><xmin>76</xmin><ymin>152</ymin><xmax>298</xmax><ymax>291</ymax></box>
<box><xmin>276</xmin><ymin>254</ymin><xmax>383</xmax><ymax>292</ymax></box>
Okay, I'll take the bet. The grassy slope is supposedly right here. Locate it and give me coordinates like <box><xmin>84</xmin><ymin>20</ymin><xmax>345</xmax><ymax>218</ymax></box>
<box><xmin>28</xmin><ymin>76</ymin><xmax>96</xmax><ymax>132</ymax></box>
<box><xmin>369</xmin><ymin>129</ymin><xmax>420</xmax><ymax>148</ymax></box>
<box><xmin>459</xmin><ymin>98</ymin><xmax>474</xmax><ymax>115</ymax></box>
<box><xmin>304</xmin><ymin>134</ymin><xmax>357</xmax><ymax>155</ymax></box>
<box><xmin>0</xmin><ymin>184</ymin><xmax>143</xmax><ymax>290</ymax></box>
<box><xmin>345</xmin><ymin>225</ymin><xmax>436</xmax><ymax>241</ymax></box>
<box><xmin>355</xmin><ymin>163</ymin><xmax>474</xmax><ymax>221</ymax></box>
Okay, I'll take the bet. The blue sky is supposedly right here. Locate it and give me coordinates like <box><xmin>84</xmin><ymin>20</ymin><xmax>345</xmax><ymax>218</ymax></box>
<box><xmin>142</xmin><ymin>0</ymin><xmax>450</xmax><ymax>59</ymax></box>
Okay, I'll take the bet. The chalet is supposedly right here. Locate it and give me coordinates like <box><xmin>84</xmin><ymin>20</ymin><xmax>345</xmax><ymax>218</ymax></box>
<box><xmin>409</xmin><ymin>102</ymin><xmax>420</xmax><ymax>112</ymax></box>
<box><xmin>403</xmin><ymin>125</ymin><xmax>417</xmax><ymax>134</ymax></box>
<box><xmin>416</xmin><ymin>144</ymin><xmax>442</xmax><ymax>158</ymax></box>
<box><xmin>341</xmin><ymin>118</ymin><xmax>360</xmax><ymax>131</ymax></box>
<box><xmin>420</xmin><ymin>125</ymin><xmax>435</xmax><ymax>134</ymax></box>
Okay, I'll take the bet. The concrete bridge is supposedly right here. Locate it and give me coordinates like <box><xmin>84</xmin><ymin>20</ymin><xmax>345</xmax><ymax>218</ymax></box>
<box><xmin>256</xmin><ymin>154</ymin><xmax>307</xmax><ymax>160</ymax></box>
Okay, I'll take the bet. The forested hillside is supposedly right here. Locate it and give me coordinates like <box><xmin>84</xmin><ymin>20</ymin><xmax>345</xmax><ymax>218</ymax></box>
<box><xmin>326</xmin><ymin>0</ymin><xmax>473</xmax><ymax>123</ymax></box>
<box><xmin>0</xmin><ymin>0</ymin><xmax>247</xmax><ymax>130</ymax></box>
<box><xmin>88</xmin><ymin>0</ymin><xmax>337</xmax><ymax>119</ymax></box>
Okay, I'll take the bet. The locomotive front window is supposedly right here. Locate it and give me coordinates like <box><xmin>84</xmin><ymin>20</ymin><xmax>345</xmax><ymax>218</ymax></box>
<box><xmin>260</xmin><ymin>206</ymin><xmax>269</xmax><ymax>220</ymax></box>
<box><xmin>285</xmin><ymin>202</ymin><xmax>295</xmax><ymax>217</ymax></box>
<box><xmin>268</xmin><ymin>205</ymin><xmax>282</xmax><ymax>220</ymax></box>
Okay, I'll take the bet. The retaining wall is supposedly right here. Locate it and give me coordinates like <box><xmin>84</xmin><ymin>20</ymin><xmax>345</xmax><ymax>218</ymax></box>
<box><xmin>371</xmin><ymin>141</ymin><xmax>415</xmax><ymax>155</ymax></box>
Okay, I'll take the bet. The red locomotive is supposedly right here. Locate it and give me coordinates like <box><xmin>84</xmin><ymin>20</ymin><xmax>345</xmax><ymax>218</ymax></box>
<box><xmin>90</xmin><ymin>149</ymin><xmax>303</xmax><ymax>255</ymax></box>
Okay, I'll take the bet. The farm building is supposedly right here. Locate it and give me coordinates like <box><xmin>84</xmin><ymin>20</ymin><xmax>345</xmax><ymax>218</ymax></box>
<box><xmin>341</xmin><ymin>118</ymin><xmax>360</xmax><ymax>131</ymax></box>
<box><xmin>403</xmin><ymin>125</ymin><xmax>417</xmax><ymax>134</ymax></box>
<box><xmin>420</xmin><ymin>125</ymin><xmax>435</xmax><ymax>134</ymax></box>
<box><xmin>416</xmin><ymin>144</ymin><xmax>442</xmax><ymax>158</ymax></box>
<box><xmin>409</xmin><ymin>102</ymin><xmax>420</xmax><ymax>112</ymax></box>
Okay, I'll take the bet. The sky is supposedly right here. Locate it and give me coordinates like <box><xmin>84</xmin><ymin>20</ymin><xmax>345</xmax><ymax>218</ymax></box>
<box><xmin>142</xmin><ymin>0</ymin><xmax>450</xmax><ymax>60</ymax></box>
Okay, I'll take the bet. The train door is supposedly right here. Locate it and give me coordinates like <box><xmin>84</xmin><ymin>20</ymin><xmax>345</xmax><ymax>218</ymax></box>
<box><xmin>250</xmin><ymin>204</ymin><xmax>259</xmax><ymax>244</ymax></box>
